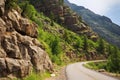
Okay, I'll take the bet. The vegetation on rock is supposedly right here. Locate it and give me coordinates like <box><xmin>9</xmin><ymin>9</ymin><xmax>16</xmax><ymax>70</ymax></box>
<box><xmin>64</xmin><ymin>0</ymin><xmax>120</xmax><ymax>47</ymax></box>
<box><xmin>0</xmin><ymin>0</ymin><xmax>120</xmax><ymax>79</ymax></box>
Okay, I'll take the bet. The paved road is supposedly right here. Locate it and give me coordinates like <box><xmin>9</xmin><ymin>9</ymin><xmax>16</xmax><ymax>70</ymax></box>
<box><xmin>66</xmin><ymin>61</ymin><xmax>118</xmax><ymax>80</ymax></box>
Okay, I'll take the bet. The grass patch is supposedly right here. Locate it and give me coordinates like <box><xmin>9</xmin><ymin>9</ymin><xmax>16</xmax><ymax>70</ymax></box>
<box><xmin>24</xmin><ymin>72</ymin><xmax>50</xmax><ymax>80</ymax></box>
<box><xmin>13</xmin><ymin>71</ymin><xmax>50</xmax><ymax>80</ymax></box>
<box><xmin>84</xmin><ymin>61</ymin><xmax>107</xmax><ymax>70</ymax></box>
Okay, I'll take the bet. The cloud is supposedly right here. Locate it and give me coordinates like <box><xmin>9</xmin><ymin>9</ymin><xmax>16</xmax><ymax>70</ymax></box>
<box><xmin>68</xmin><ymin>0</ymin><xmax>120</xmax><ymax>15</ymax></box>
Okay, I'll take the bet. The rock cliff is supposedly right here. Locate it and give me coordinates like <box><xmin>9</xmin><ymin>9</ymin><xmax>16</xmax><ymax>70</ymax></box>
<box><xmin>0</xmin><ymin>0</ymin><xmax>53</xmax><ymax>78</ymax></box>
<box><xmin>30</xmin><ymin>0</ymin><xmax>98</xmax><ymax>41</ymax></box>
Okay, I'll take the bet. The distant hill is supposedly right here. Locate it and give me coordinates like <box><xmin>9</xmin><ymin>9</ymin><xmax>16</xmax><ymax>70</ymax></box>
<box><xmin>64</xmin><ymin>0</ymin><xmax>120</xmax><ymax>47</ymax></box>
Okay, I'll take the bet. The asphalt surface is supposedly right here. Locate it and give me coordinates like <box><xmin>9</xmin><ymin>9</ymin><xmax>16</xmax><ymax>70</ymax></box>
<box><xmin>66</xmin><ymin>61</ymin><xmax>118</xmax><ymax>80</ymax></box>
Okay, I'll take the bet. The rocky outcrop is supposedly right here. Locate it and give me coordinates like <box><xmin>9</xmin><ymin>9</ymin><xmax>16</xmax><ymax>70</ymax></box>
<box><xmin>31</xmin><ymin>0</ymin><xmax>98</xmax><ymax>40</ymax></box>
<box><xmin>64</xmin><ymin>15</ymin><xmax>78</xmax><ymax>25</ymax></box>
<box><xmin>4</xmin><ymin>9</ymin><xmax>38</xmax><ymax>38</ymax></box>
<box><xmin>65</xmin><ymin>0</ymin><xmax>120</xmax><ymax>47</ymax></box>
<box><xmin>0</xmin><ymin>0</ymin><xmax>53</xmax><ymax>78</ymax></box>
<box><xmin>0</xmin><ymin>32</ymin><xmax>53</xmax><ymax>78</ymax></box>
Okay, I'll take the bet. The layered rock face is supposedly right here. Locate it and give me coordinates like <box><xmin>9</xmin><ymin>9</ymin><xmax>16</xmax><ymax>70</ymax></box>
<box><xmin>0</xmin><ymin>0</ymin><xmax>52</xmax><ymax>78</ymax></box>
<box><xmin>31</xmin><ymin>0</ymin><xmax>98</xmax><ymax>40</ymax></box>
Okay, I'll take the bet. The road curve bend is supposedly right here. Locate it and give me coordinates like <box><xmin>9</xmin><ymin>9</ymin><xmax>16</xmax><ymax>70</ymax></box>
<box><xmin>66</xmin><ymin>61</ymin><xmax>118</xmax><ymax>80</ymax></box>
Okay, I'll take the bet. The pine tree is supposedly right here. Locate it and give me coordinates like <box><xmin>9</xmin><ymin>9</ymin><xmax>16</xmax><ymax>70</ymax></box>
<box><xmin>107</xmin><ymin>45</ymin><xmax>112</xmax><ymax>56</ymax></box>
<box><xmin>97</xmin><ymin>38</ymin><xmax>105</xmax><ymax>54</ymax></box>
<box><xmin>83</xmin><ymin>36</ymin><xmax>88</xmax><ymax>51</ymax></box>
<box><xmin>107</xmin><ymin>47</ymin><xmax>120</xmax><ymax>73</ymax></box>
<box><xmin>75</xmin><ymin>39</ymin><xmax>81</xmax><ymax>48</ymax></box>
<box><xmin>51</xmin><ymin>36</ymin><xmax>62</xmax><ymax>55</ymax></box>
<box><xmin>50</xmin><ymin>12</ymin><xmax>54</xmax><ymax>26</ymax></box>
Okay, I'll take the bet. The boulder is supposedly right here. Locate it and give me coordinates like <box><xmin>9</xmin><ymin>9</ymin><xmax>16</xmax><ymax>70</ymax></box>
<box><xmin>19</xmin><ymin>18</ymin><xmax>38</xmax><ymax>38</ymax></box>
<box><xmin>7</xmin><ymin>10</ymin><xmax>20</xmax><ymax>28</ymax></box>
<box><xmin>66</xmin><ymin>24</ymin><xmax>81</xmax><ymax>32</ymax></box>
<box><xmin>0</xmin><ymin>58</ymin><xmax>7</xmax><ymax>77</ymax></box>
<box><xmin>1</xmin><ymin>33</ymin><xmax>22</xmax><ymax>59</ymax></box>
<box><xmin>28</xmin><ymin>45</ymin><xmax>53</xmax><ymax>72</ymax></box>
<box><xmin>52</xmin><ymin>6</ymin><xmax>63</xmax><ymax>17</ymax></box>
<box><xmin>65</xmin><ymin>16</ymin><xmax>78</xmax><ymax>25</ymax></box>
<box><xmin>5</xmin><ymin>58</ymin><xmax>32</xmax><ymax>78</ymax></box>
<box><xmin>6</xmin><ymin>9</ymin><xmax>38</xmax><ymax>38</ymax></box>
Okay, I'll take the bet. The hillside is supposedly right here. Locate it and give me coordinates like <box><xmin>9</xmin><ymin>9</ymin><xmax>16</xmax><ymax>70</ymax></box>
<box><xmin>0</xmin><ymin>0</ymin><xmax>119</xmax><ymax>80</ymax></box>
<box><xmin>30</xmin><ymin>0</ymin><xmax>98</xmax><ymax>41</ymax></box>
<box><xmin>64</xmin><ymin>0</ymin><xmax>120</xmax><ymax>47</ymax></box>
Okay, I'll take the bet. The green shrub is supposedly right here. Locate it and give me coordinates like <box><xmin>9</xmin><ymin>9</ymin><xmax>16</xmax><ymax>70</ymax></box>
<box><xmin>5</xmin><ymin>0</ymin><xmax>18</xmax><ymax>10</ymax></box>
<box><xmin>97</xmin><ymin>38</ymin><xmax>105</xmax><ymax>54</ymax></box>
<box><xmin>86</xmin><ymin>62</ymin><xmax>107</xmax><ymax>70</ymax></box>
<box><xmin>19</xmin><ymin>2</ymin><xmax>37</xmax><ymax>19</ymax></box>
<box><xmin>83</xmin><ymin>36</ymin><xmax>88</xmax><ymax>51</ymax></box>
<box><xmin>52</xmin><ymin>55</ymin><xmax>61</xmax><ymax>65</ymax></box>
<box><xmin>50</xmin><ymin>36</ymin><xmax>62</xmax><ymax>55</ymax></box>
<box><xmin>107</xmin><ymin>47</ymin><xmax>120</xmax><ymax>73</ymax></box>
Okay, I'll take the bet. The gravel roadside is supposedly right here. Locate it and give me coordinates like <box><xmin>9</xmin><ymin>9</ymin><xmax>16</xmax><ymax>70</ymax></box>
<box><xmin>45</xmin><ymin>66</ymin><xmax>67</xmax><ymax>80</ymax></box>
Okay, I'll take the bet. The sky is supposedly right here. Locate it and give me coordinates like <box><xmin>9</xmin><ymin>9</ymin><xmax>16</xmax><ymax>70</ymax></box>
<box><xmin>68</xmin><ymin>0</ymin><xmax>120</xmax><ymax>25</ymax></box>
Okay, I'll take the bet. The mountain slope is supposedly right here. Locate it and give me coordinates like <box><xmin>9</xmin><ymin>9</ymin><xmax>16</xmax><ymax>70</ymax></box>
<box><xmin>0</xmin><ymin>0</ymin><xmax>99</xmax><ymax>79</ymax></box>
<box><xmin>30</xmin><ymin>0</ymin><xmax>98</xmax><ymax>41</ymax></box>
<box><xmin>64</xmin><ymin>0</ymin><xmax>120</xmax><ymax>47</ymax></box>
<box><xmin>0</xmin><ymin>0</ymin><xmax>119</xmax><ymax>79</ymax></box>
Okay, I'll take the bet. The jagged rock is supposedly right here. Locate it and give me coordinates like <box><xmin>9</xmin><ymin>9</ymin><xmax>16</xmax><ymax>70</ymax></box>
<box><xmin>0</xmin><ymin>31</ymin><xmax>53</xmax><ymax>75</ymax></box>
<box><xmin>0</xmin><ymin>47</ymin><xmax>6</xmax><ymax>58</ymax></box>
<box><xmin>0</xmin><ymin>18</ymin><xmax>6</xmax><ymax>34</ymax></box>
<box><xmin>0</xmin><ymin>3</ymin><xmax>53</xmax><ymax>78</ymax></box>
<box><xmin>80</xmin><ymin>23</ymin><xmax>87</xmax><ymax>30</ymax></box>
<box><xmin>0</xmin><ymin>58</ymin><xmax>7</xmax><ymax>77</ymax></box>
<box><xmin>67</xmin><ymin>24</ymin><xmax>81</xmax><ymax>32</ymax></box>
<box><xmin>5</xmin><ymin>58</ymin><xmax>32</xmax><ymax>78</ymax></box>
<box><xmin>65</xmin><ymin>15</ymin><xmax>78</xmax><ymax>25</ymax></box>
<box><xmin>0</xmin><ymin>0</ymin><xmax>5</xmax><ymax>16</ymax></box>
<box><xmin>52</xmin><ymin>6</ymin><xmax>63</xmax><ymax>17</ymax></box>
<box><xmin>63</xmin><ymin>5</ymin><xmax>70</xmax><ymax>16</ymax></box>
<box><xmin>1</xmin><ymin>33</ymin><xmax>22</xmax><ymax>59</ymax></box>
<box><xmin>19</xmin><ymin>18</ymin><xmax>38</xmax><ymax>38</ymax></box>
<box><xmin>28</xmin><ymin>44</ymin><xmax>53</xmax><ymax>72</ymax></box>
<box><xmin>6</xmin><ymin>10</ymin><xmax>38</xmax><ymax>38</ymax></box>
<box><xmin>0</xmin><ymin>31</ymin><xmax>53</xmax><ymax>78</ymax></box>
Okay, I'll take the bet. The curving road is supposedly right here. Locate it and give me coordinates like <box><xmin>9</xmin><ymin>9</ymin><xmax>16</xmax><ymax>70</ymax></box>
<box><xmin>66</xmin><ymin>61</ymin><xmax>118</xmax><ymax>80</ymax></box>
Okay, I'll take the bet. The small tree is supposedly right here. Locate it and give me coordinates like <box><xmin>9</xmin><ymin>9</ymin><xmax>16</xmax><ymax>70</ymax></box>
<box><xmin>51</xmin><ymin>36</ymin><xmax>62</xmax><ymax>55</ymax></box>
<box><xmin>50</xmin><ymin>12</ymin><xmax>54</xmax><ymax>26</ymax></box>
<box><xmin>83</xmin><ymin>36</ymin><xmax>88</xmax><ymax>51</ymax></box>
<box><xmin>20</xmin><ymin>2</ymin><xmax>36</xmax><ymax>19</ymax></box>
<box><xmin>63</xmin><ymin>30</ymin><xmax>71</xmax><ymax>43</ymax></box>
<box><xmin>107</xmin><ymin>45</ymin><xmax>112</xmax><ymax>56</ymax></box>
<box><xmin>74</xmin><ymin>38</ymin><xmax>81</xmax><ymax>49</ymax></box>
<box><xmin>97</xmin><ymin>38</ymin><xmax>105</xmax><ymax>54</ymax></box>
<box><xmin>107</xmin><ymin>47</ymin><xmax>120</xmax><ymax>73</ymax></box>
